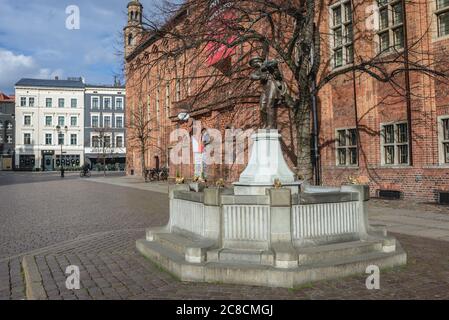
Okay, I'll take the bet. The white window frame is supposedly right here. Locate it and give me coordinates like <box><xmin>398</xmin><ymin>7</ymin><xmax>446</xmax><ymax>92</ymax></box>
<box><xmin>46</xmin><ymin>98</ymin><xmax>52</xmax><ymax>108</ymax></box>
<box><xmin>115</xmin><ymin>97</ymin><xmax>124</xmax><ymax>110</ymax></box>
<box><xmin>71</xmin><ymin>98</ymin><xmax>77</xmax><ymax>108</ymax></box>
<box><xmin>91</xmin><ymin>134</ymin><xmax>100</xmax><ymax>148</ymax></box>
<box><xmin>23</xmin><ymin>115</ymin><xmax>32</xmax><ymax>126</ymax></box>
<box><xmin>45</xmin><ymin>133</ymin><xmax>52</xmax><ymax>146</ymax></box>
<box><xmin>70</xmin><ymin>134</ymin><xmax>78</xmax><ymax>146</ymax></box>
<box><xmin>23</xmin><ymin>133</ymin><xmax>32</xmax><ymax>145</ymax></box>
<box><xmin>20</xmin><ymin>97</ymin><xmax>26</xmax><ymax>107</ymax></box>
<box><xmin>380</xmin><ymin>121</ymin><xmax>409</xmax><ymax>166</ymax></box>
<box><xmin>115</xmin><ymin>133</ymin><xmax>124</xmax><ymax>148</ymax></box>
<box><xmin>115</xmin><ymin>115</ymin><xmax>124</xmax><ymax>128</ymax></box>
<box><xmin>57</xmin><ymin>116</ymin><xmax>65</xmax><ymax>126</ymax></box>
<box><xmin>58</xmin><ymin>98</ymin><xmax>65</xmax><ymax>108</ymax></box>
<box><xmin>103</xmin><ymin>97</ymin><xmax>112</xmax><ymax>110</ymax></box>
<box><xmin>28</xmin><ymin>97</ymin><xmax>35</xmax><ymax>107</ymax></box>
<box><xmin>335</xmin><ymin>127</ymin><xmax>358</xmax><ymax>166</ymax></box>
<box><xmin>103</xmin><ymin>114</ymin><xmax>112</xmax><ymax>128</ymax></box>
<box><xmin>45</xmin><ymin>115</ymin><xmax>53</xmax><ymax>127</ymax></box>
<box><xmin>70</xmin><ymin>116</ymin><xmax>78</xmax><ymax>127</ymax></box>
<box><xmin>91</xmin><ymin>96</ymin><xmax>100</xmax><ymax>109</ymax></box>
<box><xmin>91</xmin><ymin>113</ymin><xmax>100</xmax><ymax>128</ymax></box>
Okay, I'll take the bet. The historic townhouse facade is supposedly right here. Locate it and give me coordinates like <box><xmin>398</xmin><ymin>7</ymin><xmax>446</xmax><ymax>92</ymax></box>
<box><xmin>84</xmin><ymin>84</ymin><xmax>127</xmax><ymax>169</ymax></box>
<box><xmin>125</xmin><ymin>0</ymin><xmax>449</xmax><ymax>202</ymax></box>
<box><xmin>0</xmin><ymin>92</ymin><xmax>15</xmax><ymax>170</ymax></box>
<box><xmin>14</xmin><ymin>78</ymin><xmax>85</xmax><ymax>171</ymax></box>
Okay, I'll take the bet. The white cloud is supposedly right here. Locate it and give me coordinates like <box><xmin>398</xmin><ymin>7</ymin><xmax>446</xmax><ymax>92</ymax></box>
<box><xmin>0</xmin><ymin>49</ymin><xmax>63</xmax><ymax>93</ymax></box>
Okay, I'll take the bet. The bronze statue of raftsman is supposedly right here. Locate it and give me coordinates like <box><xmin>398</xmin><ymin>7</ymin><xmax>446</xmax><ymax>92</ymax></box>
<box><xmin>249</xmin><ymin>57</ymin><xmax>287</xmax><ymax>129</ymax></box>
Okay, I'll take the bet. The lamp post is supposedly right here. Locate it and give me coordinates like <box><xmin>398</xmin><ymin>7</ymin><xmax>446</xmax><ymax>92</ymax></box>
<box><xmin>56</xmin><ymin>125</ymin><xmax>68</xmax><ymax>177</ymax></box>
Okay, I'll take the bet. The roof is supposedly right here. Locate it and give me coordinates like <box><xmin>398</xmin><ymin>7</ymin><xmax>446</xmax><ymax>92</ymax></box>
<box><xmin>15</xmin><ymin>78</ymin><xmax>85</xmax><ymax>89</ymax></box>
<box><xmin>0</xmin><ymin>92</ymin><xmax>14</xmax><ymax>102</ymax></box>
<box><xmin>85</xmin><ymin>84</ymin><xmax>126</xmax><ymax>89</ymax></box>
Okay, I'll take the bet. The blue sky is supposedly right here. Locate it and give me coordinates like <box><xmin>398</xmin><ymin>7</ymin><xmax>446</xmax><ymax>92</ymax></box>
<box><xmin>0</xmin><ymin>0</ymin><xmax>156</xmax><ymax>94</ymax></box>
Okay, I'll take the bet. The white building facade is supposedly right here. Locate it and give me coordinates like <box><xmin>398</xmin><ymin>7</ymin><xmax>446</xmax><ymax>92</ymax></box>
<box><xmin>15</xmin><ymin>78</ymin><xmax>85</xmax><ymax>171</ymax></box>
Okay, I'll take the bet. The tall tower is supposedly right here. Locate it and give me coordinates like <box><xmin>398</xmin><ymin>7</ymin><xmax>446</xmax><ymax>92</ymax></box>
<box><xmin>124</xmin><ymin>0</ymin><xmax>143</xmax><ymax>57</ymax></box>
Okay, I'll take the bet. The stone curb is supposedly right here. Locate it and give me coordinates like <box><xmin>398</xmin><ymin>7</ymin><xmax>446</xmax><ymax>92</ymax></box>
<box><xmin>22</xmin><ymin>255</ymin><xmax>47</xmax><ymax>300</ymax></box>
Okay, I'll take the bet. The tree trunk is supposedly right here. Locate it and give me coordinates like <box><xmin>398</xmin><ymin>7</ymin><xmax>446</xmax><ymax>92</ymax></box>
<box><xmin>295</xmin><ymin>94</ymin><xmax>313</xmax><ymax>183</ymax></box>
<box><xmin>140</xmin><ymin>144</ymin><xmax>146</xmax><ymax>180</ymax></box>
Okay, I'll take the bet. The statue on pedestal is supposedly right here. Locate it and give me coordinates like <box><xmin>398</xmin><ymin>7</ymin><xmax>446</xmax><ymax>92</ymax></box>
<box><xmin>249</xmin><ymin>57</ymin><xmax>287</xmax><ymax>129</ymax></box>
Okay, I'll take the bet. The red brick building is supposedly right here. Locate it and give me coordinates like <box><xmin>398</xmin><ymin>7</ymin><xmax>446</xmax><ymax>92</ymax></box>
<box><xmin>124</xmin><ymin>0</ymin><xmax>449</xmax><ymax>202</ymax></box>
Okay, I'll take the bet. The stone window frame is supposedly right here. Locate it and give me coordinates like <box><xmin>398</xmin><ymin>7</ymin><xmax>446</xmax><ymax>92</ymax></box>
<box><xmin>46</xmin><ymin>98</ymin><xmax>52</xmax><ymax>108</ymax></box>
<box><xmin>376</xmin><ymin>0</ymin><xmax>405</xmax><ymax>53</ymax></box>
<box><xmin>335</xmin><ymin>127</ymin><xmax>358</xmax><ymax>167</ymax></box>
<box><xmin>20</xmin><ymin>97</ymin><xmax>27</xmax><ymax>107</ymax></box>
<box><xmin>435</xmin><ymin>0</ymin><xmax>449</xmax><ymax>37</ymax></box>
<box><xmin>329</xmin><ymin>0</ymin><xmax>354</xmax><ymax>69</ymax></box>
<box><xmin>437</xmin><ymin>115</ymin><xmax>449</xmax><ymax>164</ymax></box>
<box><xmin>380</xmin><ymin>121</ymin><xmax>409</xmax><ymax>166</ymax></box>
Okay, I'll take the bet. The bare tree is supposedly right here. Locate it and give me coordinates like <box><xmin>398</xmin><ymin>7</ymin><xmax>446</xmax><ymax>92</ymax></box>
<box><xmin>92</xmin><ymin>126</ymin><xmax>113</xmax><ymax>176</ymax></box>
<box><xmin>125</xmin><ymin>0</ymin><xmax>449</xmax><ymax>182</ymax></box>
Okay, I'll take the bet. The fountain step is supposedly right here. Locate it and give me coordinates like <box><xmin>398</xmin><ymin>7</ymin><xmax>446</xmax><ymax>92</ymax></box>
<box><xmin>218</xmin><ymin>249</ymin><xmax>274</xmax><ymax>265</ymax></box>
<box><xmin>297</xmin><ymin>240</ymin><xmax>383</xmax><ymax>265</ymax></box>
<box><xmin>154</xmin><ymin>232</ymin><xmax>216</xmax><ymax>263</ymax></box>
<box><xmin>136</xmin><ymin>238</ymin><xmax>407</xmax><ymax>288</ymax></box>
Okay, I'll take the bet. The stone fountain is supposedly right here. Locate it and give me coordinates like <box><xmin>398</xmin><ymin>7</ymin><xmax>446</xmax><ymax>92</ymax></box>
<box><xmin>136</xmin><ymin>128</ymin><xmax>406</xmax><ymax>288</ymax></box>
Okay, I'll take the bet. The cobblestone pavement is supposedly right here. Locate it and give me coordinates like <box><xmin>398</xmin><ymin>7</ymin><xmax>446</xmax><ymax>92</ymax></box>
<box><xmin>4</xmin><ymin>230</ymin><xmax>449</xmax><ymax>300</ymax></box>
<box><xmin>1</xmin><ymin>172</ymin><xmax>449</xmax><ymax>300</ymax></box>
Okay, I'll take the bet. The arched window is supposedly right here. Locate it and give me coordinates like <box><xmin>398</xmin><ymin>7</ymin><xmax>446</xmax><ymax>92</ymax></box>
<box><xmin>128</xmin><ymin>33</ymin><xmax>133</xmax><ymax>46</ymax></box>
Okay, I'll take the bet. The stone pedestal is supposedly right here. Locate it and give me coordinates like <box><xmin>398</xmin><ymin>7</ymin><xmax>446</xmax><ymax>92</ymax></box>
<box><xmin>234</xmin><ymin>129</ymin><xmax>299</xmax><ymax>195</ymax></box>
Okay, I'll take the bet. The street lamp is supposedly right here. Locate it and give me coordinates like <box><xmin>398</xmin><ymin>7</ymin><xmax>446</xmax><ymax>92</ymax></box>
<box><xmin>56</xmin><ymin>125</ymin><xmax>68</xmax><ymax>177</ymax></box>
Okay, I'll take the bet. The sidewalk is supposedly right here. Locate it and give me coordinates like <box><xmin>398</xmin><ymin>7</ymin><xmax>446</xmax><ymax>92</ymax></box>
<box><xmin>86</xmin><ymin>175</ymin><xmax>169</xmax><ymax>194</ymax></box>
<box><xmin>368</xmin><ymin>199</ymin><xmax>449</xmax><ymax>242</ymax></box>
